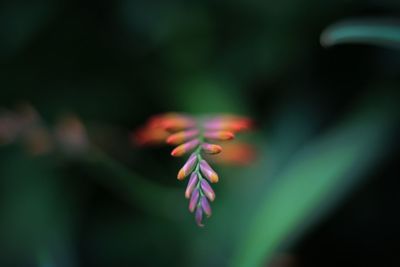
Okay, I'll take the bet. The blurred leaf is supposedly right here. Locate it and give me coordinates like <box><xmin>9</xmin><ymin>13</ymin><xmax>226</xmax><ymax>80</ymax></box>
<box><xmin>321</xmin><ymin>19</ymin><xmax>400</xmax><ymax>49</ymax></box>
<box><xmin>84</xmin><ymin>147</ymin><xmax>185</xmax><ymax>221</ymax></box>
<box><xmin>232</xmin><ymin>90</ymin><xmax>399</xmax><ymax>267</ymax></box>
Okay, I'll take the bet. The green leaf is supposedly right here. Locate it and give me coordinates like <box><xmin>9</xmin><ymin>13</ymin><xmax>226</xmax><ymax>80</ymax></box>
<box><xmin>232</xmin><ymin>90</ymin><xmax>400</xmax><ymax>267</ymax></box>
<box><xmin>320</xmin><ymin>19</ymin><xmax>400</xmax><ymax>49</ymax></box>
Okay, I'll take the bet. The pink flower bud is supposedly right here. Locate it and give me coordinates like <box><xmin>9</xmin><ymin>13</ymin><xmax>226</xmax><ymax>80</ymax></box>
<box><xmin>199</xmin><ymin>160</ymin><xmax>219</xmax><ymax>183</ymax></box>
<box><xmin>171</xmin><ymin>139</ymin><xmax>200</xmax><ymax>157</ymax></box>
<box><xmin>195</xmin><ymin>207</ymin><xmax>204</xmax><ymax>227</ymax></box>
<box><xmin>201</xmin><ymin>143</ymin><xmax>222</xmax><ymax>154</ymax></box>
<box><xmin>177</xmin><ymin>153</ymin><xmax>197</xmax><ymax>180</ymax></box>
<box><xmin>201</xmin><ymin>196</ymin><xmax>212</xmax><ymax>217</ymax></box>
<box><xmin>200</xmin><ymin>179</ymin><xmax>215</xmax><ymax>201</ymax></box>
<box><xmin>189</xmin><ymin>188</ymin><xmax>200</xmax><ymax>212</ymax></box>
<box><xmin>204</xmin><ymin>130</ymin><xmax>234</xmax><ymax>141</ymax></box>
<box><xmin>166</xmin><ymin>129</ymin><xmax>199</xmax><ymax>145</ymax></box>
<box><xmin>203</xmin><ymin>116</ymin><xmax>252</xmax><ymax>132</ymax></box>
<box><xmin>185</xmin><ymin>173</ymin><xmax>198</xmax><ymax>199</ymax></box>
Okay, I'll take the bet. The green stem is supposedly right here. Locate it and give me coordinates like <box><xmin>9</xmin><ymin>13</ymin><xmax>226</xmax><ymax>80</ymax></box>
<box><xmin>193</xmin><ymin>135</ymin><xmax>206</xmax><ymax>202</ymax></box>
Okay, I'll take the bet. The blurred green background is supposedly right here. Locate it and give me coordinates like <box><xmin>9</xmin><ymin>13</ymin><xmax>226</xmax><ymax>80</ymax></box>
<box><xmin>0</xmin><ymin>1</ymin><xmax>400</xmax><ymax>266</ymax></box>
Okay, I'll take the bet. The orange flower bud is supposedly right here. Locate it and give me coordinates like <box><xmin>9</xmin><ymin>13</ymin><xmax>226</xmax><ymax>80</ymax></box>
<box><xmin>171</xmin><ymin>139</ymin><xmax>200</xmax><ymax>157</ymax></box>
<box><xmin>204</xmin><ymin>130</ymin><xmax>234</xmax><ymax>141</ymax></box>
<box><xmin>166</xmin><ymin>129</ymin><xmax>199</xmax><ymax>145</ymax></box>
<box><xmin>177</xmin><ymin>153</ymin><xmax>197</xmax><ymax>180</ymax></box>
<box><xmin>201</xmin><ymin>143</ymin><xmax>222</xmax><ymax>154</ymax></box>
<box><xmin>199</xmin><ymin>160</ymin><xmax>219</xmax><ymax>183</ymax></box>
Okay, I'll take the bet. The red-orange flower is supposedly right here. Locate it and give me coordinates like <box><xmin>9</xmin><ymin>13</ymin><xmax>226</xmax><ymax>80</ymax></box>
<box><xmin>135</xmin><ymin>113</ymin><xmax>253</xmax><ymax>226</ymax></box>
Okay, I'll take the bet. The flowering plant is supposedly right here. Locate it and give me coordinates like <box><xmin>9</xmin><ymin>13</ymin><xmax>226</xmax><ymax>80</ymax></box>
<box><xmin>135</xmin><ymin>113</ymin><xmax>252</xmax><ymax>226</ymax></box>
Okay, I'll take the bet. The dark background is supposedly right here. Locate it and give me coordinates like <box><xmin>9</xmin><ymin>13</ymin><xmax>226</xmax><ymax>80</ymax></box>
<box><xmin>0</xmin><ymin>1</ymin><xmax>399</xmax><ymax>266</ymax></box>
